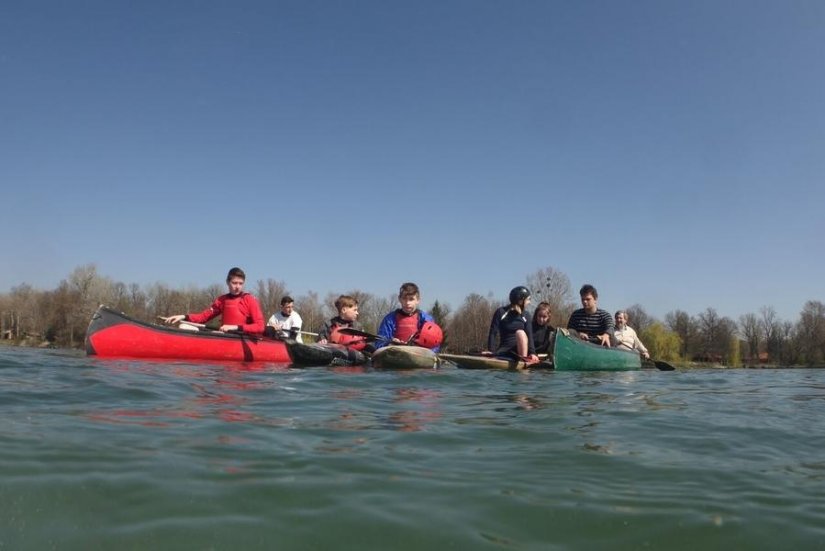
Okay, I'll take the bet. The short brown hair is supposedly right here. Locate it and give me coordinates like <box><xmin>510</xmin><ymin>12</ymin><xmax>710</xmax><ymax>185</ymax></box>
<box><xmin>579</xmin><ymin>284</ymin><xmax>598</xmax><ymax>299</ymax></box>
<box><xmin>226</xmin><ymin>267</ymin><xmax>246</xmax><ymax>282</ymax></box>
<box><xmin>399</xmin><ymin>282</ymin><xmax>420</xmax><ymax>298</ymax></box>
<box><xmin>334</xmin><ymin>295</ymin><xmax>358</xmax><ymax>311</ymax></box>
<box><xmin>280</xmin><ymin>296</ymin><xmax>294</xmax><ymax>306</ymax></box>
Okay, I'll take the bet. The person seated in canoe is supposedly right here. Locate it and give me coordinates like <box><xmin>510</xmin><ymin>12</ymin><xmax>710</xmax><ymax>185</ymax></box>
<box><xmin>613</xmin><ymin>310</ymin><xmax>650</xmax><ymax>359</ymax></box>
<box><xmin>161</xmin><ymin>267</ymin><xmax>265</xmax><ymax>335</ymax></box>
<box><xmin>375</xmin><ymin>282</ymin><xmax>443</xmax><ymax>352</ymax></box>
<box><xmin>532</xmin><ymin>301</ymin><xmax>556</xmax><ymax>355</ymax></box>
<box><xmin>265</xmin><ymin>295</ymin><xmax>303</xmax><ymax>342</ymax></box>
<box><xmin>567</xmin><ymin>284</ymin><xmax>614</xmax><ymax>347</ymax></box>
<box><xmin>317</xmin><ymin>294</ymin><xmax>368</xmax><ymax>351</ymax></box>
<box><xmin>484</xmin><ymin>286</ymin><xmax>540</xmax><ymax>364</ymax></box>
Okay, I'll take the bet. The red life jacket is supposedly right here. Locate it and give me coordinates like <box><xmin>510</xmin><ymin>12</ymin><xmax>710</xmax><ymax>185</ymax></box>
<box><xmin>328</xmin><ymin>320</ymin><xmax>367</xmax><ymax>351</ymax></box>
<box><xmin>221</xmin><ymin>293</ymin><xmax>251</xmax><ymax>326</ymax></box>
<box><xmin>394</xmin><ymin>310</ymin><xmax>420</xmax><ymax>343</ymax></box>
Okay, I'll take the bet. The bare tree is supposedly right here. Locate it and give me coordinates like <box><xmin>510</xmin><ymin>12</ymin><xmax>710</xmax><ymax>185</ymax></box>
<box><xmin>66</xmin><ymin>264</ymin><xmax>116</xmax><ymax>346</ymax></box>
<box><xmin>759</xmin><ymin>306</ymin><xmax>778</xmax><ymax>357</ymax></box>
<box><xmin>697</xmin><ymin>307</ymin><xmax>720</xmax><ymax>348</ymax></box>
<box><xmin>526</xmin><ymin>266</ymin><xmax>575</xmax><ymax>326</ymax></box>
<box><xmin>739</xmin><ymin>313</ymin><xmax>761</xmax><ymax>361</ymax></box>
<box><xmin>321</xmin><ymin>292</ymin><xmax>339</xmax><ymax>321</ymax></box>
<box><xmin>296</xmin><ymin>291</ymin><xmax>325</xmax><ymax>335</ymax></box>
<box><xmin>447</xmin><ymin>293</ymin><xmax>498</xmax><ymax>354</ymax></box>
<box><xmin>9</xmin><ymin>284</ymin><xmax>40</xmax><ymax>337</ymax></box>
<box><xmin>696</xmin><ymin>307</ymin><xmax>736</xmax><ymax>360</ymax></box>
<box><xmin>665</xmin><ymin>309</ymin><xmax>695</xmax><ymax>359</ymax></box>
<box><xmin>718</xmin><ymin>316</ymin><xmax>739</xmax><ymax>364</ymax></box>
<box><xmin>346</xmin><ymin>290</ymin><xmax>393</xmax><ymax>333</ymax></box>
<box><xmin>127</xmin><ymin>283</ymin><xmax>148</xmax><ymax>319</ymax></box>
<box><xmin>315</xmin><ymin>290</ymin><xmax>392</xmax><ymax>332</ymax></box>
<box><xmin>255</xmin><ymin>279</ymin><xmax>289</xmax><ymax>319</ymax></box>
<box><xmin>778</xmin><ymin>320</ymin><xmax>796</xmax><ymax>365</ymax></box>
<box><xmin>146</xmin><ymin>283</ymin><xmax>210</xmax><ymax>319</ymax></box>
<box><xmin>625</xmin><ymin>304</ymin><xmax>654</xmax><ymax>333</ymax></box>
<box><xmin>796</xmin><ymin>300</ymin><xmax>825</xmax><ymax>364</ymax></box>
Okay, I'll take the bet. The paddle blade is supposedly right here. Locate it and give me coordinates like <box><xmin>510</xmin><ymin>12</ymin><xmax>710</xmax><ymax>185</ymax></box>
<box><xmin>653</xmin><ymin>360</ymin><xmax>676</xmax><ymax>371</ymax></box>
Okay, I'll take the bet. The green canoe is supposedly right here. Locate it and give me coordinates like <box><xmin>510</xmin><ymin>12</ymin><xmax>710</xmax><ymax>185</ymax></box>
<box><xmin>553</xmin><ymin>328</ymin><xmax>641</xmax><ymax>371</ymax></box>
<box><xmin>439</xmin><ymin>329</ymin><xmax>642</xmax><ymax>371</ymax></box>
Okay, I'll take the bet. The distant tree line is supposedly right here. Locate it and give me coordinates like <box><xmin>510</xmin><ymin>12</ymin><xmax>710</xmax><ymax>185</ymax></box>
<box><xmin>1</xmin><ymin>264</ymin><xmax>824</xmax><ymax>366</ymax></box>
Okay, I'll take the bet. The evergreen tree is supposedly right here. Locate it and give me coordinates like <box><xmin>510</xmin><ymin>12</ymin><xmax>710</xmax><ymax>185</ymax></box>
<box><xmin>429</xmin><ymin>300</ymin><xmax>451</xmax><ymax>351</ymax></box>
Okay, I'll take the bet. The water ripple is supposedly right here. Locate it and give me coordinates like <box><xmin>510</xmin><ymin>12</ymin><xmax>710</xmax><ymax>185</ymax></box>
<box><xmin>1</xmin><ymin>348</ymin><xmax>825</xmax><ymax>549</ymax></box>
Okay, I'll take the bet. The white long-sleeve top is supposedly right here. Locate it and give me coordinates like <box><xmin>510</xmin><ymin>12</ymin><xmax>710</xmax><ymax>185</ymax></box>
<box><xmin>267</xmin><ymin>311</ymin><xmax>303</xmax><ymax>343</ymax></box>
<box><xmin>614</xmin><ymin>325</ymin><xmax>648</xmax><ymax>355</ymax></box>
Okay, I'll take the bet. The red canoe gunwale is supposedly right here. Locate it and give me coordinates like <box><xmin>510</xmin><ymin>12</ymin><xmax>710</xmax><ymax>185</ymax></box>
<box><xmin>85</xmin><ymin>305</ymin><xmax>290</xmax><ymax>363</ymax></box>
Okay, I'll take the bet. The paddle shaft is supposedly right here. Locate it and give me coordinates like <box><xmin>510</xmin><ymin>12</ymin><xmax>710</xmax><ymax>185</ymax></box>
<box><xmin>616</xmin><ymin>342</ymin><xmax>675</xmax><ymax>371</ymax></box>
<box><xmin>337</xmin><ymin>327</ymin><xmax>393</xmax><ymax>342</ymax></box>
<box><xmin>267</xmin><ymin>326</ymin><xmax>320</xmax><ymax>337</ymax></box>
<box><xmin>158</xmin><ymin>317</ymin><xmax>209</xmax><ymax>329</ymax></box>
<box><xmin>160</xmin><ymin>317</ymin><xmax>319</xmax><ymax>337</ymax></box>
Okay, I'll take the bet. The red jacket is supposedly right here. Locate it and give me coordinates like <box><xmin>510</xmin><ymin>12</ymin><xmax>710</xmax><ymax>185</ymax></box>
<box><xmin>187</xmin><ymin>292</ymin><xmax>265</xmax><ymax>335</ymax></box>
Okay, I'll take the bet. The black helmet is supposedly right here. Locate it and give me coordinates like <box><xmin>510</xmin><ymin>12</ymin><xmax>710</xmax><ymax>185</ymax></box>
<box><xmin>509</xmin><ymin>286</ymin><xmax>531</xmax><ymax>304</ymax></box>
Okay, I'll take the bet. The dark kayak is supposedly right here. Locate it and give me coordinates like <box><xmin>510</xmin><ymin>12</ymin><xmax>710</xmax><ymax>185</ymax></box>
<box><xmin>285</xmin><ymin>340</ymin><xmax>369</xmax><ymax>366</ymax></box>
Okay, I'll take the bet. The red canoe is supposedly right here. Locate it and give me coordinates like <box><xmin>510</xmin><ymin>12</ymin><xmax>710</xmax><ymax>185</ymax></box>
<box><xmin>85</xmin><ymin>305</ymin><xmax>290</xmax><ymax>363</ymax></box>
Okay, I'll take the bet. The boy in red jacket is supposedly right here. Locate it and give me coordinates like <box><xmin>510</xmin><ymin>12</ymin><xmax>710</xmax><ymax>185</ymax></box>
<box><xmin>162</xmin><ymin>267</ymin><xmax>264</xmax><ymax>335</ymax></box>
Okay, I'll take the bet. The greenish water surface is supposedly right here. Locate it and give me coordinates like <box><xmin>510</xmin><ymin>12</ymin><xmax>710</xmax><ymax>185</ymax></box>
<box><xmin>1</xmin><ymin>347</ymin><xmax>823</xmax><ymax>550</ymax></box>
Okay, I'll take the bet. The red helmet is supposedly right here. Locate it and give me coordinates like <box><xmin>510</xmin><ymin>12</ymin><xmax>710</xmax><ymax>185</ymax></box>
<box><xmin>329</xmin><ymin>328</ymin><xmax>367</xmax><ymax>351</ymax></box>
<box><xmin>414</xmin><ymin>321</ymin><xmax>443</xmax><ymax>349</ymax></box>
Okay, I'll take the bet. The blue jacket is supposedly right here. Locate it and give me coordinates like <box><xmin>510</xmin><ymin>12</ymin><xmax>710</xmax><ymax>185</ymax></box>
<box><xmin>375</xmin><ymin>309</ymin><xmax>439</xmax><ymax>352</ymax></box>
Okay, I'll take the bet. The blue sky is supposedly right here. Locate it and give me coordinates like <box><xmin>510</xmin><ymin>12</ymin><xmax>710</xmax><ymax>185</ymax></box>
<box><xmin>2</xmin><ymin>0</ymin><xmax>823</xmax><ymax>323</ymax></box>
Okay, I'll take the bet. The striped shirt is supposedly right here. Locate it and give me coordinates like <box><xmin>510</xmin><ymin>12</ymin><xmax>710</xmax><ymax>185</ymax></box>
<box><xmin>567</xmin><ymin>308</ymin><xmax>614</xmax><ymax>338</ymax></box>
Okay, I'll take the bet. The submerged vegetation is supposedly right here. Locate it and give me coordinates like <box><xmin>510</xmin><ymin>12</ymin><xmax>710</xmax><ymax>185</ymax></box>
<box><xmin>1</xmin><ymin>264</ymin><xmax>824</xmax><ymax>366</ymax></box>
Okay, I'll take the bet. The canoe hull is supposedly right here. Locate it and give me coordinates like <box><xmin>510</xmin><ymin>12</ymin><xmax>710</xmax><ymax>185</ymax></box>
<box><xmin>85</xmin><ymin>306</ymin><xmax>290</xmax><ymax>363</ymax></box>
<box><xmin>371</xmin><ymin>346</ymin><xmax>438</xmax><ymax>370</ymax></box>
<box><xmin>438</xmin><ymin>353</ymin><xmax>533</xmax><ymax>370</ymax></box>
<box><xmin>553</xmin><ymin>328</ymin><xmax>641</xmax><ymax>371</ymax></box>
<box><xmin>286</xmin><ymin>340</ymin><xmax>368</xmax><ymax>366</ymax></box>
<box><xmin>441</xmin><ymin>330</ymin><xmax>641</xmax><ymax>371</ymax></box>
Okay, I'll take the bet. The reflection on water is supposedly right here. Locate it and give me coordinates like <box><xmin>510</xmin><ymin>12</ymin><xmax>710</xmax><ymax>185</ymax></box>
<box><xmin>512</xmin><ymin>394</ymin><xmax>544</xmax><ymax>410</ymax></box>
<box><xmin>387</xmin><ymin>387</ymin><xmax>443</xmax><ymax>432</ymax></box>
<box><xmin>85</xmin><ymin>361</ymin><xmax>293</xmax><ymax>428</ymax></box>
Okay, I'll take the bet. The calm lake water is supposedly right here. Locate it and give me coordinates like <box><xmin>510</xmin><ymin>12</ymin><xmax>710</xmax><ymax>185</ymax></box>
<box><xmin>1</xmin><ymin>347</ymin><xmax>824</xmax><ymax>550</ymax></box>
